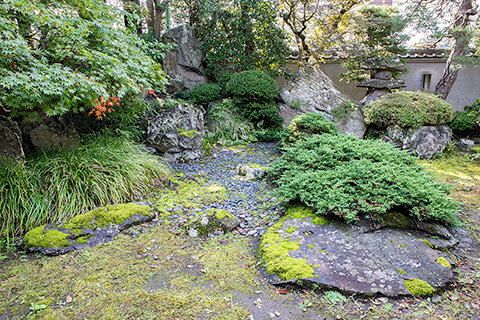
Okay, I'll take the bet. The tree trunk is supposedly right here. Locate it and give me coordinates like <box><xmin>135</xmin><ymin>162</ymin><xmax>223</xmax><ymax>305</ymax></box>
<box><xmin>153</xmin><ymin>0</ymin><xmax>167</xmax><ymax>39</ymax></box>
<box><xmin>434</xmin><ymin>0</ymin><xmax>476</xmax><ymax>99</ymax></box>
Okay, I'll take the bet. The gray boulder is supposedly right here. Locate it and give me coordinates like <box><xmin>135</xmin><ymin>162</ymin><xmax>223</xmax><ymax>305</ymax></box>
<box><xmin>0</xmin><ymin>116</ymin><xmax>24</xmax><ymax>160</ymax></box>
<box><xmin>163</xmin><ymin>25</ymin><xmax>207</xmax><ymax>93</ymax></box>
<box><xmin>235</xmin><ymin>164</ymin><xmax>269</xmax><ymax>180</ymax></box>
<box><xmin>279</xmin><ymin>66</ymin><xmax>366</xmax><ymax>138</ymax></box>
<box><xmin>382</xmin><ymin>125</ymin><xmax>452</xmax><ymax>159</ymax></box>
<box><xmin>184</xmin><ymin>208</ymin><xmax>239</xmax><ymax>237</ymax></box>
<box><xmin>147</xmin><ymin>102</ymin><xmax>205</xmax><ymax>161</ymax></box>
<box><xmin>259</xmin><ymin>211</ymin><xmax>456</xmax><ymax>296</ymax></box>
<box><xmin>22</xmin><ymin>116</ymin><xmax>80</xmax><ymax>151</ymax></box>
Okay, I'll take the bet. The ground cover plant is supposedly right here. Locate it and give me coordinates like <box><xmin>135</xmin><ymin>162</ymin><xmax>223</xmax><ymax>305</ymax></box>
<box><xmin>449</xmin><ymin>98</ymin><xmax>480</xmax><ymax>134</ymax></box>
<box><xmin>269</xmin><ymin>133</ymin><xmax>459</xmax><ymax>225</ymax></box>
<box><xmin>280</xmin><ymin>112</ymin><xmax>340</xmax><ymax>146</ymax></box>
<box><xmin>0</xmin><ymin>135</ymin><xmax>168</xmax><ymax>247</ymax></box>
<box><xmin>364</xmin><ymin>91</ymin><xmax>454</xmax><ymax>128</ymax></box>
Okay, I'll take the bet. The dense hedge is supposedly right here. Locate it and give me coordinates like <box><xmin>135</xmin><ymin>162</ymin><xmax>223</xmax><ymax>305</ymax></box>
<box><xmin>364</xmin><ymin>91</ymin><xmax>454</xmax><ymax>128</ymax></box>
<box><xmin>269</xmin><ymin>133</ymin><xmax>459</xmax><ymax>225</ymax></box>
<box><xmin>450</xmin><ymin>99</ymin><xmax>480</xmax><ymax>132</ymax></box>
<box><xmin>188</xmin><ymin>83</ymin><xmax>222</xmax><ymax>106</ymax></box>
<box><xmin>226</xmin><ymin>71</ymin><xmax>278</xmax><ymax>103</ymax></box>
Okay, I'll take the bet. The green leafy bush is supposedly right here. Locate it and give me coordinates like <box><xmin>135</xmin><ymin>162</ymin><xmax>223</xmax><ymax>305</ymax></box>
<box><xmin>237</xmin><ymin>102</ymin><xmax>283</xmax><ymax>129</ymax></box>
<box><xmin>0</xmin><ymin>135</ymin><xmax>169</xmax><ymax>244</ymax></box>
<box><xmin>364</xmin><ymin>91</ymin><xmax>454</xmax><ymax>128</ymax></box>
<box><xmin>269</xmin><ymin>134</ymin><xmax>458</xmax><ymax>225</ymax></box>
<box><xmin>226</xmin><ymin>71</ymin><xmax>279</xmax><ymax>103</ymax></box>
<box><xmin>449</xmin><ymin>99</ymin><xmax>480</xmax><ymax>132</ymax></box>
<box><xmin>0</xmin><ymin>0</ymin><xmax>166</xmax><ymax>119</ymax></box>
<box><xmin>188</xmin><ymin>83</ymin><xmax>222</xmax><ymax>106</ymax></box>
<box><xmin>281</xmin><ymin>113</ymin><xmax>340</xmax><ymax>146</ymax></box>
<box><xmin>205</xmin><ymin>99</ymin><xmax>258</xmax><ymax>145</ymax></box>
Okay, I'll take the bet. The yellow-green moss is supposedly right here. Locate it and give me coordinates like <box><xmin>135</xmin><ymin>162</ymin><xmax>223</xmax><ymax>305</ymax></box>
<box><xmin>380</xmin><ymin>211</ymin><xmax>413</xmax><ymax>229</ymax></box>
<box><xmin>24</xmin><ymin>226</ymin><xmax>70</xmax><ymax>249</ymax></box>
<box><xmin>471</xmin><ymin>146</ymin><xmax>480</xmax><ymax>153</ymax></box>
<box><xmin>76</xmin><ymin>236</ymin><xmax>92</xmax><ymax>245</ymax></box>
<box><xmin>246</xmin><ymin>163</ymin><xmax>270</xmax><ymax>171</ymax></box>
<box><xmin>405</xmin><ymin>278</ymin><xmax>435</xmax><ymax>296</ymax></box>
<box><xmin>203</xmin><ymin>208</ymin><xmax>233</xmax><ymax>220</ymax></box>
<box><xmin>421</xmin><ymin>239</ymin><xmax>434</xmax><ymax>249</ymax></box>
<box><xmin>435</xmin><ymin>257</ymin><xmax>451</xmax><ymax>268</ymax></box>
<box><xmin>265</xmin><ymin>257</ymin><xmax>314</xmax><ymax>281</ymax></box>
<box><xmin>285</xmin><ymin>226</ymin><xmax>298</xmax><ymax>234</ymax></box>
<box><xmin>397</xmin><ymin>269</ymin><xmax>407</xmax><ymax>275</ymax></box>
<box><xmin>65</xmin><ymin>203</ymin><xmax>152</xmax><ymax>233</ymax></box>
<box><xmin>287</xmin><ymin>204</ymin><xmax>329</xmax><ymax>225</ymax></box>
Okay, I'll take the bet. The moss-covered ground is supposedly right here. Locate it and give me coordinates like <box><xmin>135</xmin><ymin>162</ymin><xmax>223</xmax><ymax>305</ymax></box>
<box><xmin>1</xmin><ymin>150</ymin><xmax>480</xmax><ymax>319</ymax></box>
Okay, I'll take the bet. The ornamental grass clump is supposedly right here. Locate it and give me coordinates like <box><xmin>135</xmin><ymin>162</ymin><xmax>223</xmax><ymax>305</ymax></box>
<box><xmin>0</xmin><ymin>135</ymin><xmax>169</xmax><ymax>245</ymax></box>
<box><xmin>269</xmin><ymin>134</ymin><xmax>459</xmax><ymax>225</ymax></box>
<box><xmin>364</xmin><ymin>91</ymin><xmax>454</xmax><ymax>128</ymax></box>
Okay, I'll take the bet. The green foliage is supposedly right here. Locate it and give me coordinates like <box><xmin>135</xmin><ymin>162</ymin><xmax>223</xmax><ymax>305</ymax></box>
<box><xmin>188</xmin><ymin>83</ymin><xmax>222</xmax><ymax>106</ymax></box>
<box><xmin>196</xmin><ymin>0</ymin><xmax>289</xmax><ymax>79</ymax></box>
<box><xmin>0</xmin><ymin>135</ymin><xmax>169</xmax><ymax>243</ymax></box>
<box><xmin>226</xmin><ymin>71</ymin><xmax>279</xmax><ymax>103</ymax></box>
<box><xmin>140</xmin><ymin>29</ymin><xmax>176</xmax><ymax>64</ymax></box>
<box><xmin>237</xmin><ymin>102</ymin><xmax>283</xmax><ymax>129</ymax></box>
<box><xmin>0</xmin><ymin>0</ymin><xmax>166</xmax><ymax>119</ymax></box>
<box><xmin>340</xmin><ymin>5</ymin><xmax>408</xmax><ymax>82</ymax></box>
<box><xmin>364</xmin><ymin>91</ymin><xmax>454</xmax><ymax>128</ymax></box>
<box><xmin>281</xmin><ymin>113</ymin><xmax>340</xmax><ymax>146</ymax></box>
<box><xmin>205</xmin><ymin>99</ymin><xmax>258</xmax><ymax>145</ymax></box>
<box><xmin>450</xmin><ymin>99</ymin><xmax>480</xmax><ymax>132</ymax></box>
<box><xmin>269</xmin><ymin>134</ymin><xmax>459</xmax><ymax>225</ymax></box>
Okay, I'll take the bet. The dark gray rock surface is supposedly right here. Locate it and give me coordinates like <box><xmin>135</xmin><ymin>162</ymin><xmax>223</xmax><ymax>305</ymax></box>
<box><xmin>261</xmin><ymin>216</ymin><xmax>455</xmax><ymax>296</ymax></box>
<box><xmin>0</xmin><ymin>115</ymin><xmax>24</xmax><ymax>160</ymax></box>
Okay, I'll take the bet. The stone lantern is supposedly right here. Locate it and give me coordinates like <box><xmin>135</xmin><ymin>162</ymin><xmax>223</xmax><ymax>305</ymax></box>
<box><xmin>357</xmin><ymin>57</ymin><xmax>407</xmax><ymax>105</ymax></box>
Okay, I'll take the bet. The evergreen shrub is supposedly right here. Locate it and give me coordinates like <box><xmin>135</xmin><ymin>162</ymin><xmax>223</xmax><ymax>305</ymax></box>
<box><xmin>188</xmin><ymin>83</ymin><xmax>222</xmax><ymax>106</ymax></box>
<box><xmin>364</xmin><ymin>91</ymin><xmax>454</xmax><ymax>128</ymax></box>
<box><xmin>281</xmin><ymin>113</ymin><xmax>340</xmax><ymax>146</ymax></box>
<box><xmin>449</xmin><ymin>99</ymin><xmax>480</xmax><ymax>132</ymax></box>
<box><xmin>226</xmin><ymin>71</ymin><xmax>278</xmax><ymax>103</ymax></box>
<box><xmin>269</xmin><ymin>134</ymin><xmax>459</xmax><ymax>225</ymax></box>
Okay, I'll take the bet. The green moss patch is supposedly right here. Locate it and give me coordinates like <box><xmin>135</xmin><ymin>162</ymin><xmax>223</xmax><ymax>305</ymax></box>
<box><xmin>287</xmin><ymin>205</ymin><xmax>329</xmax><ymax>225</ymax></box>
<box><xmin>436</xmin><ymin>257</ymin><xmax>451</xmax><ymax>268</ymax></box>
<box><xmin>24</xmin><ymin>226</ymin><xmax>70</xmax><ymax>249</ymax></box>
<box><xmin>404</xmin><ymin>278</ymin><xmax>435</xmax><ymax>296</ymax></box>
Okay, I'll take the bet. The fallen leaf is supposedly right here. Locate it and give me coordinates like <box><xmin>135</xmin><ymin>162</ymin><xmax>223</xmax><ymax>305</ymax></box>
<box><xmin>277</xmin><ymin>289</ymin><xmax>289</xmax><ymax>295</ymax></box>
<box><xmin>150</xmin><ymin>265</ymin><xmax>157</xmax><ymax>269</ymax></box>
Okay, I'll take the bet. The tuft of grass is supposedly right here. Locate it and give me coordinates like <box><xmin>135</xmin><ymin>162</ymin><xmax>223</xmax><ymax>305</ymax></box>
<box><xmin>0</xmin><ymin>135</ymin><xmax>169</xmax><ymax>247</ymax></box>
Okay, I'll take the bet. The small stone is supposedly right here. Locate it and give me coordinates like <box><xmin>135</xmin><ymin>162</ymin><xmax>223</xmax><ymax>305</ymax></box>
<box><xmin>247</xmin><ymin>230</ymin><xmax>257</xmax><ymax>236</ymax></box>
<box><xmin>431</xmin><ymin>295</ymin><xmax>442</xmax><ymax>303</ymax></box>
<box><xmin>153</xmin><ymin>256</ymin><xmax>159</xmax><ymax>260</ymax></box>
<box><xmin>166</xmin><ymin>207</ymin><xmax>173</xmax><ymax>212</ymax></box>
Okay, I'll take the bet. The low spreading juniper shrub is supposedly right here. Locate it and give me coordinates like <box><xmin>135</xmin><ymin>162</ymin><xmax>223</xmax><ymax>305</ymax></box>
<box><xmin>188</xmin><ymin>83</ymin><xmax>222</xmax><ymax>106</ymax></box>
<box><xmin>364</xmin><ymin>91</ymin><xmax>454</xmax><ymax>128</ymax></box>
<box><xmin>269</xmin><ymin>134</ymin><xmax>459</xmax><ymax>225</ymax></box>
<box><xmin>280</xmin><ymin>113</ymin><xmax>340</xmax><ymax>146</ymax></box>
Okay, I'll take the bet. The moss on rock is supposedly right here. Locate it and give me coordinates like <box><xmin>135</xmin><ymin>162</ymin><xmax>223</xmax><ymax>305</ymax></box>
<box><xmin>24</xmin><ymin>226</ymin><xmax>70</xmax><ymax>249</ymax></box>
<box><xmin>287</xmin><ymin>205</ymin><xmax>329</xmax><ymax>225</ymax></box>
<box><xmin>405</xmin><ymin>278</ymin><xmax>435</xmax><ymax>296</ymax></box>
<box><xmin>435</xmin><ymin>257</ymin><xmax>451</xmax><ymax>268</ymax></box>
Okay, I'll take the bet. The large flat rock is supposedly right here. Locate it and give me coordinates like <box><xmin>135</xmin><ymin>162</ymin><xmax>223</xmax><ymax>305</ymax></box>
<box><xmin>260</xmin><ymin>215</ymin><xmax>455</xmax><ymax>296</ymax></box>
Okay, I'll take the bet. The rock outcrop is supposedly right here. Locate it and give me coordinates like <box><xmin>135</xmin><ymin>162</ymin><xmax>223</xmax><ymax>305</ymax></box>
<box><xmin>147</xmin><ymin>103</ymin><xmax>206</xmax><ymax>161</ymax></box>
<box><xmin>0</xmin><ymin>116</ymin><xmax>24</xmax><ymax>160</ymax></box>
<box><xmin>259</xmin><ymin>207</ymin><xmax>456</xmax><ymax>297</ymax></box>
<box><xmin>278</xmin><ymin>66</ymin><xmax>366</xmax><ymax>138</ymax></box>
<box><xmin>163</xmin><ymin>25</ymin><xmax>207</xmax><ymax>93</ymax></box>
<box><xmin>21</xmin><ymin>116</ymin><xmax>80</xmax><ymax>151</ymax></box>
<box><xmin>382</xmin><ymin>125</ymin><xmax>452</xmax><ymax>159</ymax></box>
<box><xmin>23</xmin><ymin>203</ymin><xmax>154</xmax><ymax>256</ymax></box>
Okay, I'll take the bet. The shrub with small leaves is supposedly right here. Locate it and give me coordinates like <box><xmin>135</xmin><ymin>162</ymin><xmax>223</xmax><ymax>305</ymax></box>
<box><xmin>226</xmin><ymin>71</ymin><xmax>278</xmax><ymax>103</ymax></box>
<box><xmin>449</xmin><ymin>99</ymin><xmax>480</xmax><ymax>132</ymax></box>
<box><xmin>237</xmin><ymin>102</ymin><xmax>283</xmax><ymax>129</ymax></box>
<box><xmin>281</xmin><ymin>113</ymin><xmax>340</xmax><ymax>146</ymax></box>
<box><xmin>364</xmin><ymin>91</ymin><xmax>454</xmax><ymax>128</ymax></box>
<box><xmin>188</xmin><ymin>83</ymin><xmax>222</xmax><ymax>106</ymax></box>
<box><xmin>269</xmin><ymin>133</ymin><xmax>459</xmax><ymax>225</ymax></box>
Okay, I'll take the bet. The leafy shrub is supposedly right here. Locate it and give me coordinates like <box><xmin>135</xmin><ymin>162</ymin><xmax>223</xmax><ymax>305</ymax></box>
<box><xmin>188</xmin><ymin>83</ymin><xmax>222</xmax><ymax>106</ymax></box>
<box><xmin>226</xmin><ymin>71</ymin><xmax>279</xmax><ymax>103</ymax></box>
<box><xmin>237</xmin><ymin>102</ymin><xmax>283</xmax><ymax>129</ymax></box>
<box><xmin>364</xmin><ymin>91</ymin><xmax>454</xmax><ymax>128</ymax></box>
<box><xmin>205</xmin><ymin>99</ymin><xmax>258</xmax><ymax>145</ymax></box>
<box><xmin>281</xmin><ymin>113</ymin><xmax>340</xmax><ymax>146</ymax></box>
<box><xmin>0</xmin><ymin>135</ymin><xmax>169</xmax><ymax>244</ymax></box>
<box><xmin>269</xmin><ymin>134</ymin><xmax>458</xmax><ymax>225</ymax></box>
<box><xmin>449</xmin><ymin>99</ymin><xmax>480</xmax><ymax>132</ymax></box>
<box><xmin>0</xmin><ymin>0</ymin><xmax>166</xmax><ymax>119</ymax></box>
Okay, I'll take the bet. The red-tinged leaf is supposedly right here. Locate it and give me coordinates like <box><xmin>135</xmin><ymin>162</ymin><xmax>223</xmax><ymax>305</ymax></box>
<box><xmin>150</xmin><ymin>265</ymin><xmax>157</xmax><ymax>269</ymax></box>
<box><xmin>277</xmin><ymin>289</ymin><xmax>289</xmax><ymax>294</ymax></box>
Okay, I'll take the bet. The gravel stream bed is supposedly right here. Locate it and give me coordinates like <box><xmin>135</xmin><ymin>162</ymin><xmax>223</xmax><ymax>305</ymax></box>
<box><xmin>166</xmin><ymin>142</ymin><xmax>282</xmax><ymax>237</ymax></box>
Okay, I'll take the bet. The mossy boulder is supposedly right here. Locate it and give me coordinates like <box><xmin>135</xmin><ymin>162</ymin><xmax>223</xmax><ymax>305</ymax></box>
<box><xmin>258</xmin><ymin>205</ymin><xmax>455</xmax><ymax>296</ymax></box>
<box><xmin>235</xmin><ymin>163</ymin><xmax>270</xmax><ymax>180</ymax></box>
<box><xmin>184</xmin><ymin>208</ymin><xmax>239</xmax><ymax>237</ymax></box>
<box><xmin>23</xmin><ymin>203</ymin><xmax>153</xmax><ymax>255</ymax></box>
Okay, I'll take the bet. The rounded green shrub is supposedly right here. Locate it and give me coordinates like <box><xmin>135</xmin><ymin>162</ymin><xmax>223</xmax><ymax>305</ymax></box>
<box><xmin>269</xmin><ymin>133</ymin><xmax>459</xmax><ymax>225</ymax></box>
<box><xmin>226</xmin><ymin>71</ymin><xmax>279</xmax><ymax>102</ymax></box>
<box><xmin>282</xmin><ymin>113</ymin><xmax>340</xmax><ymax>146</ymax></box>
<box><xmin>449</xmin><ymin>99</ymin><xmax>480</xmax><ymax>132</ymax></box>
<box><xmin>364</xmin><ymin>91</ymin><xmax>454</xmax><ymax>128</ymax></box>
<box><xmin>238</xmin><ymin>102</ymin><xmax>283</xmax><ymax>128</ymax></box>
<box><xmin>188</xmin><ymin>83</ymin><xmax>222</xmax><ymax>106</ymax></box>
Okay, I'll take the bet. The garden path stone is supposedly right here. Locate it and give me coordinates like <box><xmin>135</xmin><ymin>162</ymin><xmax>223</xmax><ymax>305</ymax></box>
<box><xmin>260</xmin><ymin>215</ymin><xmax>456</xmax><ymax>297</ymax></box>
